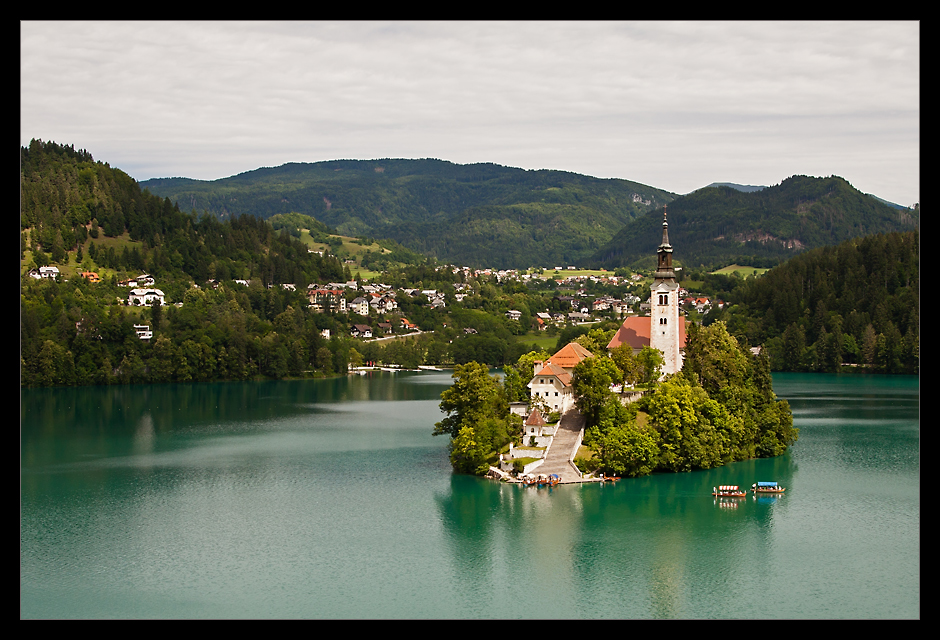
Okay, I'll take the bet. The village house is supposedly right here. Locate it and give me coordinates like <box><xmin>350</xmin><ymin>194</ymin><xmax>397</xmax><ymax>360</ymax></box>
<box><xmin>29</xmin><ymin>266</ymin><xmax>60</xmax><ymax>280</ymax></box>
<box><xmin>129</xmin><ymin>274</ymin><xmax>155</xmax><ymax>287</ymax></box>
<box><xmin>349</xmin><ymin>296</ymin><xmax>370</xmax><ymax>316</ymax></box>
<box><xmin>308</xmin><ymin>288</ymin><xmax>346</xmax><ymax>313</ymax></box>
<box><xmin>80</xmin><ymin>271</ymin><xmax>100</xmax><ymax>283</ymax></box>
<box><xmin>350</xmin><ymin>324</ymin><xmax>373</xmax><ymax>338</ymax></box>
<box><xmin>128</xmin><ymin>288</ymin><xmax>165</xmax><ymax>307</ymax></box>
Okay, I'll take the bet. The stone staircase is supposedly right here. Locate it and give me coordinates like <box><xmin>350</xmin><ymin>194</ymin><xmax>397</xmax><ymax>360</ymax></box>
<box><xmin>537</xmin><ymin>407</ymin><xmax>585</xmax><ymax>483</ymax></box>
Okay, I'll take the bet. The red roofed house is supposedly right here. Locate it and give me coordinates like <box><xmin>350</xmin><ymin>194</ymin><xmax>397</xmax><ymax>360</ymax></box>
<box><xmin>527</xmin><ymin>341</ymin><xmax>594</xmax><ymax>413</ymax></box>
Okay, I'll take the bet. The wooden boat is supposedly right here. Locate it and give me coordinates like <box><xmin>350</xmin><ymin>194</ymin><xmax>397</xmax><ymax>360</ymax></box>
<box><xmin>752</xmin><ymin>482</ymin><xmax>786</xmax><ymax>494</ymax></box>
<box><xmin>712</xmin><ymin>485</ymin><xmax>747</xmax><ymax>497</ymax></box>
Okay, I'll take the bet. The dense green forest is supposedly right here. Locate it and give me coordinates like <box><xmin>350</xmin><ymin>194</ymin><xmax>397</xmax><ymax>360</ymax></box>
<box><xmin>21</xmin><ymin>139</ymin><xmax>346</xmax><ymax>286</ymax></box>
<box><xmin>713</xmin><ymin>231</ymin><xmax>919</xmax><ymax>374</ymax></box>
<box><xmin>593</xmin><ymin>175</ymin><xmax>919</xmax><ymax>270</ymax></box>
<box><xmin>140</xmin><ymin>159</ymin><xmax>676</xmax><ymax>269</ymax></box>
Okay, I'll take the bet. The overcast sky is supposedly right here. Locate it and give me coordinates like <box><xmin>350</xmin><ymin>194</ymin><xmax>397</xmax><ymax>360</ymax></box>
<box><xmin>21</xmin><ymin>21</ymin><xmax>920</xmax><ymax>207</ymax></box>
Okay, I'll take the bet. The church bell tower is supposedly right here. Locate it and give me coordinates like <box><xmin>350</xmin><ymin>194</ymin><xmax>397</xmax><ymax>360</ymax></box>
<box><xmin>650</xmin><ymin>207</ymin><xmax>682</xmax><ymax>375</ymax></box>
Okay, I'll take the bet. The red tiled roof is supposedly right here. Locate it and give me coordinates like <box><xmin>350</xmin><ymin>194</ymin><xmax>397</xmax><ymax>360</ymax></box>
<box><xmin>525</xmin><ymin>408</ymin><xmax>546</xmax><ymax>427</ymax></box>
<box><xmin>607</xmin><ymin>316</ymin><xmax>687</xmax><ymax>350</ymax></box>
<box><xmin>546</xmin><ymin>342</ymin><xmax>594</xmax><ymax>369</ymax></box>
<box><xmin>531</xmin><ymin>362</ymin><xmax>573</xmax><ymax>388</ymax></box>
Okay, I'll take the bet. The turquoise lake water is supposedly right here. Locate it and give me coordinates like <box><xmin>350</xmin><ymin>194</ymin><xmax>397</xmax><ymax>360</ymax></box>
<box><xmin>21</xmin><ymin>372</ymin><xmax>919</xmax><ymax>619</ymax></box>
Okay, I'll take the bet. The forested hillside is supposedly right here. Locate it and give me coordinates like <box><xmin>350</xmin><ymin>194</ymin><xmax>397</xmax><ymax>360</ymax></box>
<box><xmin>592</xmin><ymin>175</ymin><xmax>919</xmax><ymax>270</ymax></box>
<box><xmin>141</xmin><ymin>159</ymin><xmax>676</xmax><ymax>269</ymax></box>
<box><xmin>21</xmin><ymin>139</ymin><xmax>345</xmax><ymax>286</ymax></box>
<box><xmin>20</xmin><ymin>139</ymin><xmax>353</xmax><ymax>387</ymax></box>
<box><xmin>714</xmin><ymin>231</ymin><xmax>919</xmax><ymax>374</ymax></box>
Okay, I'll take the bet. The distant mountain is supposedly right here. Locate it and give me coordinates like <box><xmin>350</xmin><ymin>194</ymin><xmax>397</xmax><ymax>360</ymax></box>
<box><xmin>701</xmin><ymin>182</ymin><xmax>767</xmax><ymax>193</ymax></box>
<box><xmin>592</xmin><ymin>175</ymin><xmax>919</xmax><ymax>270</ymax></box>
<box><xmin>867</xmin><ymin>194</ymin><xmax>910</xmax><ymax>210</ymax></box>
<box><xmin>701</xmin><ymin>182</ymin><xmax>911</xmax><ymax>210</ymax></box>
<box><xmin>141</xmin><ymin>159</ymin><xmax>676</xmax><ymax>270</ymax></box>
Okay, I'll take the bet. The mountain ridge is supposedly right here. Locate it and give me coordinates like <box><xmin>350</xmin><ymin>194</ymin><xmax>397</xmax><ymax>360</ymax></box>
<box><xmin>592</xmin><ymin>175</ymin><xmax>919</xmax><ymax>270</ymax></box>
<box><xmin>140</xmin><ymin>158</ymin><xmax>677</xmax><ymax>269</ymax></box>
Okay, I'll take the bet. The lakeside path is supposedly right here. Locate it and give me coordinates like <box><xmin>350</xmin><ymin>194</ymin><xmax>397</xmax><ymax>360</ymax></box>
<box><xmin>538</xmin><ymin>407</ymin><xmax>586</xmax><ymax>484</ymax></box>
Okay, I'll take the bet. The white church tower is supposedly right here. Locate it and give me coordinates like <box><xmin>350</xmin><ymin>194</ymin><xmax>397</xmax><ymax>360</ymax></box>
<box><xmin>650</xmin><ymin>208</ymin><xmax>683</xmax><ymax>375</ymax></box>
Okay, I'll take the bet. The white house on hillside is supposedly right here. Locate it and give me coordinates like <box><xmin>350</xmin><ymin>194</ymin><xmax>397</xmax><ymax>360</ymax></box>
<box><xmin>128</xmin><ymin>288</ymin><xmax>165</xmax><ymax>307</ymax></box>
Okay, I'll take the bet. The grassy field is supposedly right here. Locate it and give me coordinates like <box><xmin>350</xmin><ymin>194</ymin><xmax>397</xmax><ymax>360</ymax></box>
<box><xmin>711</xmin><ymin>264</ymin><xmax>769</xmax><ymax>278</ymax></box>
<box><xmin>537</xmin><ymin>268</ymin><xmax>616</xmax><ymax>279</ymax></box>
<box><xmin>298</xmin><ymin>229</ymin><xmax>389</xmax><ymax>280</ymax></box>
<box><xmin>519</xmin><ymin>331</ymin><xmax>559</xmax><ymax>352</ymax></box>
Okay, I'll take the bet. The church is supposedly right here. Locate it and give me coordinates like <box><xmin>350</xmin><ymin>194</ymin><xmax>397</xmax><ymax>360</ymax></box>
<box><xmin>606</xmin><ymin>209</ymin><xmax>686</xmax><ymax>375</ymax></box>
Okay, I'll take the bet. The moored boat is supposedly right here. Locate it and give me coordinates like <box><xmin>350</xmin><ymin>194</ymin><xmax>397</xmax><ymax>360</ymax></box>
<box><xmin>713</xmin><ymin>485</ymin><xmax>747</xmax><ymax>497</ymax></box>
<box><xmin>752</xmin><ymin>481</ymin><xmax>786</xmax><ymax>494</ymax></box>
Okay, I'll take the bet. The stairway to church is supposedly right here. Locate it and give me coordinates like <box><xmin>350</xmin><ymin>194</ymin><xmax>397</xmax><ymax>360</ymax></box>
<box><xmin>538</xmin><ymin>407</ymin><xmax>585</xmax><ymax>483</ymax></box>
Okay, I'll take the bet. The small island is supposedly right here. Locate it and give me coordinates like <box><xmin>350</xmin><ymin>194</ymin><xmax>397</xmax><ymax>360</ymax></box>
<box><xmin>435</xmin><ymin>212</ymin><xmax>797</xmax><ymax>480</ymax></box>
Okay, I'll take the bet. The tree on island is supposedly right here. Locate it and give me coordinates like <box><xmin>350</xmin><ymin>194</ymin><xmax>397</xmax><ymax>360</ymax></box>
<box><xmin>572</xmin><ymin>356</ymin><xmax>621</xmax><ymax>429</ymax></box>
<box><xmin>580</xmin><ymin>321</ymin><xmax>796</xmax><ymax>477</ymax></box>
<box><xmin>434</xmin><ymin>362</ymin><xmax>513</xmax><ymax>476</ymax></box>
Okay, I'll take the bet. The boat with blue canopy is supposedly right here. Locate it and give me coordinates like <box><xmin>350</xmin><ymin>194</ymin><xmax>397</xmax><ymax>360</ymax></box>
<box><xmin>752</xmin><ymin>481</ymin><xmax>786</xmax><ymax>494</ymax></box>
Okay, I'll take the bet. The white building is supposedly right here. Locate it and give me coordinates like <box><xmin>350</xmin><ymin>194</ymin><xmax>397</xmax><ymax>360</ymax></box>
<box><xmin>29</xmin><ymin>266</ymin><xmax>60</xmax><ymax>279</ymax></box>
<box><xmin>350</xmin><ymin>297</ymin><xmax>370</xmax><ymax>316</ymax></box>
<box><xmin>133</xmin><ymin>324</ymin><xmax>153</xmax><ymax>340</ymax></box>
<box><xmin>527</xmin><ymin>342</ymin><xmax>594</xmax><ymax>413</ymax></box>
<box><xmin>128</xmin><ymin>288</ymin><xmax>165</xmax><ymax>307</ymax></box>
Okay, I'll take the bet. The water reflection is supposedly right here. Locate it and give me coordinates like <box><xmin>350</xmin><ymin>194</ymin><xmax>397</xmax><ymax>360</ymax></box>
<box><xmin>21</xmin><ymin>373</ymin><xmax>918</xmax><ymax>619</ymax></box>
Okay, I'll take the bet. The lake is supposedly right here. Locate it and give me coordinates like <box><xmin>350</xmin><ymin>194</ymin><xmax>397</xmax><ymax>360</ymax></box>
<box><xmin>20</xmin><ymin>372</ymin><xmax>919</xmax><ymax>619</ymax></box>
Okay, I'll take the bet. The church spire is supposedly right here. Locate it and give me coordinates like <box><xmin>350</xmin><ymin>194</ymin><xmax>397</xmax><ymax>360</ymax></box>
<box><xmin>660</xmin><ymin>205</ymin><xmax>671</xmax><ymax>249</ymax></box>
<box><xmin>655</xmin><ymin>206</ymin><xmax>674</xmax><ymax>276</ymax></box>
